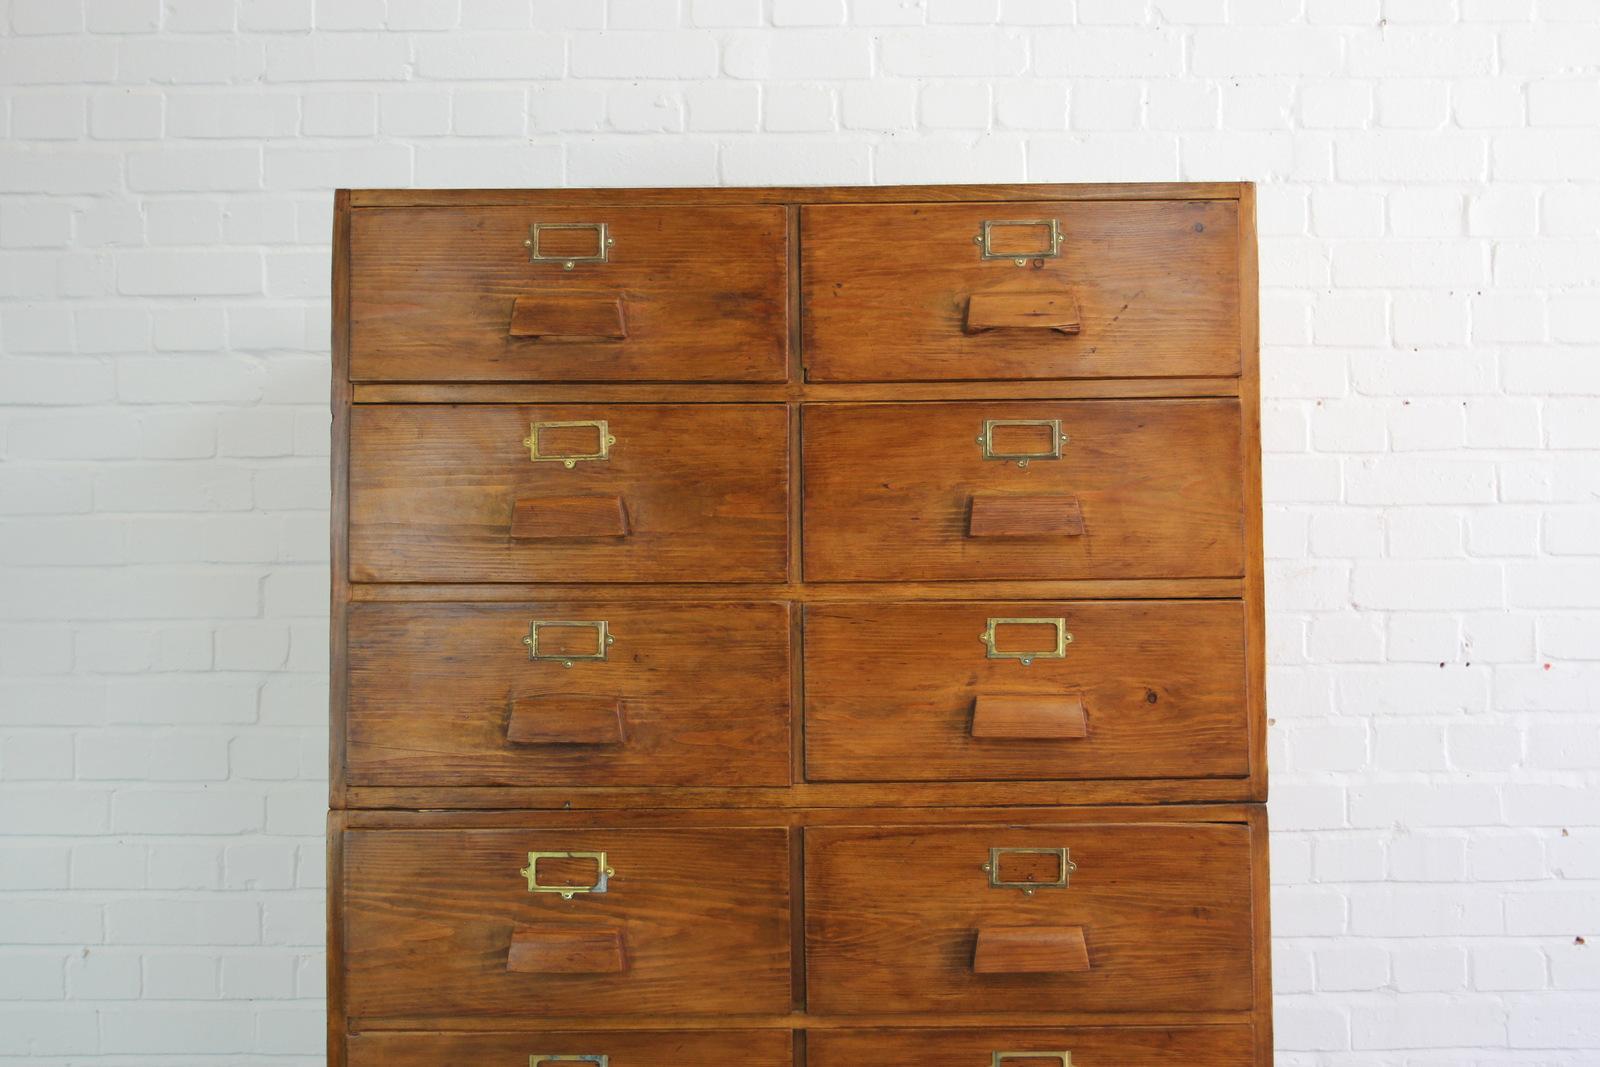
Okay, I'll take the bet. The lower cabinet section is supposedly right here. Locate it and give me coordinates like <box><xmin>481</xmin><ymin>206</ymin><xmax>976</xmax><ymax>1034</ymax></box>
<box><xmin>347</xmin><ymin>1030</ymin><xmax>796</xmax><ymax>1066</ymax></box>
<box><xmin>807</xmin><ymin>1025</ymin><xmax>1257</xmax><ymax>1065</ymax></box>
<box><xmin>345</xmin><ymin>1025</ymin><xmax>1256</xmax><ymax>1066</ymax></box>
<box><xmin>335</xmin><ymin>810</ymin><xmax>1266</xmax><ymax>1032</ymax></box>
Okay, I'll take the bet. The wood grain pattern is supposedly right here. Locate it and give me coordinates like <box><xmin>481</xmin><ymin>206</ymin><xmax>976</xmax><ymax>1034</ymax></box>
<box><xmin>348</xmin><ymin>404</ymin><xmax>788</xmax><ymax>582</ymax></box>
<box><xmin>806</xmin><ymin>1025</ymin><xmax>1256</xmax><ymax>1066</ymax></box>
<box><xmin>350</xmin><ymin>206</ymin><xmax>786</xmax><ymax>382</ymax></box>
<box><xmin>506</xmin><ymin>924</ymin><xmax>628</xmax><ymax>974</ymax></box>
<box><xmin>801</xmin><ymin>200</ymin><xmax>1240</xmax><ymax>382</ymax></box>
<box><xmin>803</xmin><ymin>401</ymin><xmax>1244</xmax><ymax>582</ymax></box>
<box><xmin>803</xmin><ymin>600</ymin><xmax>1249</xmax><ymax>784</ymax></box>
<box><xmin>805</xmin><ymin>821</ymin><xmax>1255</xmax><ymax>1014</ymax></box>
<box><xmin>508</xmin><ymin>493</ymin><xmax>631</xmax><ymax>540</ymax></box>
<box><xmin>347</xmin><ymin>1029</ymin><xmax>795</xmax><ymax>1066</ymax></box>
<box><xmin>345</xmin><ymin>601</ymin><xmax>791</xmax><ymax>787</ymax></box>
<box><xmin>342</xmin><ymin>826</ymin><xmax>791</xmax><ymax>1021</ymax></box>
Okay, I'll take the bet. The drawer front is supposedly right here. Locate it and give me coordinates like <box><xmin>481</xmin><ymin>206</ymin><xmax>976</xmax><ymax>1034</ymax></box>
<box><xmin>349</xmin><ymin>404</ymin><xmax>789</xmax><ymax>583</ymax></box>
<box><xmin>347</xmin><ymin>601</ymin><xmax>792</xmax><ymax>788</ymax></box>
<box><xmin>343</xmin><ymin>827</ymin><xmax>791</xmax><ymax>1020</ymax></box>
<box><xmin>351</xmin><ymin>206</ymin><xmax>787</xmax><ymax>382</ymax></box>
<box><xmin>804</xmin><ymin>601</ymin><xmax>1248</xmax><ymax>783</ymax></box>
<box><xmin>349</xmin><ymin>1029</ymin><xmax>794</xmax><ymax>1066</ymax></box>
<box><xmin>807</xmin><ymin>1026</ymin><xmax>1255</xmax><ymax>1066</ymax></box>
<box><xmin>801</xmin><ymin>201</ymin><xmax>1239</xmax><ymax>382</ymax></box>
<box><xmin>805</xmin><ymin>823</ymin><xmax>1254</xmax><ymax>1015</ymax></box>
<box><xmin>802</xmin><ymin>401</ymin><xmax>1244</xmax><ymax>582</ymax></box>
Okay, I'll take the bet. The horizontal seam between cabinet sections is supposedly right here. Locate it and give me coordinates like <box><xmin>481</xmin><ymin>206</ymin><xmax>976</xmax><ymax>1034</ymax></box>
<box><xmin>343</xmin><ymin>581</ymin><xmax>1250</xmax><ymax>601</ymax></box>
<box><xmin>348</xmin><ymin>380</ymin><xmax>1248</xmax><ymax>402</ymax></box>
<box><xmin>342</xmin><ymin>1010</ymin><xmax>1261</xmax><ymax>1033</ymax></box>
<box><xmin>336</xmin><ymin>792</ymin><xmax>1265</xmax><ymax>815</ymax></box>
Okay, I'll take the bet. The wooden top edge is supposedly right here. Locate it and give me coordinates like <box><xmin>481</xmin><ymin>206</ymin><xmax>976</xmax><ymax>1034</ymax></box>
<box><xmin>347</xmin><ymin>182</ymin><xmax>1250</xmax><ymax>208</ymax></box>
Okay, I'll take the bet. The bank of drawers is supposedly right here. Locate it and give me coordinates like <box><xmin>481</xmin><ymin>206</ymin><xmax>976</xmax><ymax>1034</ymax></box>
<box><xmin>334</xmin><ymin>186</ymin><xmax>1265</xmax><ymax>1067</ymax></box>
<box><xmin>342</xmin><ymin>820</ymin><xmax>1254</xmax><ymax>1022</ymax></box>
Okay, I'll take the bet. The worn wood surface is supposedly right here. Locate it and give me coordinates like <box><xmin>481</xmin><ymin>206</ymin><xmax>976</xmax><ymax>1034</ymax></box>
<box><xmin>806</xmin><ymin>1025</ymin><xmax>1256</xmax><ymax>1065</ymax></box>
<box><xmin>350</xmin><ymin>206</ymin><xmax>786</xmax><ymax>382</ymax></box>
<box><xmin>345</xmin><ymin>600</ymin><xmax>791</xmax><ymax>787</ymax></box>
<box><xmin>803</xmin><ymin>599</ymin><xmax>1249</xmax><ymax>783</ymax></box>
<box><xmin>801</xmin><ymin>200</ymin><xmax>1239</xmax><ymax>382</ymax></box>
<box><xmin>348</xmin><ymin>403</ymin><xmax>789</xmax><ymax>582</ymax></box>
<box><xmin>347</xmin><ymin>1029</ymin><xmax>795</xmax><ymax>1065</ymax></box>
<box><xmin>342</xmin><ymin>826</ymin><xmax>792</xmax><ymax>1021</ymax></box>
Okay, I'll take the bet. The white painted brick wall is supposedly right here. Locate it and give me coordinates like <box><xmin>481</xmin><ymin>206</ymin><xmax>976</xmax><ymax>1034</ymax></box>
<box><xmin>1</xmin><ymin>1</ymin><xmax>1597</xmax><ymax>1062</ymax></box>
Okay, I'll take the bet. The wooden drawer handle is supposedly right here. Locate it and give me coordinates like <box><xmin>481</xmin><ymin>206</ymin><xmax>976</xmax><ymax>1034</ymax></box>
<box><xmin>968</xmin><ymin>494</ymin><xmax>1084</xmax><ymax>539</ymax></box>
<box><xmin>507</xmin><ymin>924</ymin><xmax>627</xmax><ymax>975</ymax></box>
<box><xmin>965</xmin><ymin>292</ymin><xmax>1081</xmax><ymax>335</ymax></box>
<box><xmin>972</xmin><ymin>925</ymin><xmax>1090</xmax><ymax>974</ymax></box>
<box><xmin>530</xmin><ymin>1056</ymin><xmax>609</xmax><ymax>1067</ymax></box>
<box><xmin>992</xmin><ymin>1054</ymin><xmax>1069</xmax><ymax>1067</ymax></box>
<box><xmin>511</xmin><ymin>495</ymin><xmax>630</xmax><ymax>540</ymax></box>
<box><xmin>972</xmin><ymin>694</ymin><xmax>1087</xmax><ymax>739</ymax></box>
<box><xmin>508</xmin><ymin>694</ymin><xmax>626</xmax><ymax>745</ymax></box>
<box><xmin>509</xmin><ymin>292</ymin><xmax>627</xmax><ymax>343</ymax></box>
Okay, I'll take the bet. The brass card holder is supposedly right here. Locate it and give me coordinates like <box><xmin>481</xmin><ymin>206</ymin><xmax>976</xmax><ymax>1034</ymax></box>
<box><xmin>525</xmin><ymin>419</ymin><xmax>615</xmax><ymax>468</ymax></box>
<box><xmin>992</xmin><ymin>1054</ymin><xmax>1070</xmax><ymax>1067</ymax></box>
<box><xmin>977</xmin><ymin>418</ymin><xmax>1069</xmax><ymax>469</ymax></box>
<box><xmin>525</xmin><ymin>221</ymin><xmax>613</xmax><ymax>270</ymax></box>
<box><xmin>530</xmin><ymin>1057</ymin><xmax>608</xmax><ymax>1066</ymax></box>
<box><xmin>521</xmin><ymin>850</ymin><xmax>614</xmax><ymax>899</ymax></box>
<box><xmin>983</xmin><ymin>846</ymin><xmax>1077</xmax><ymax>896</ymax></box>
<box><xmin>981</xmin><ymin>617</ymin><xmax>1072</xmax><ymax>666</ymax></box>
<box><xmin>524</xmin><ymin>619</ymin><xmax>614</xmax><ymax>668</ymax></box>
<box><xmin>974</xmin><ymin>218</ymin><xmax>1064</xmax><ymax>266</ymax></box>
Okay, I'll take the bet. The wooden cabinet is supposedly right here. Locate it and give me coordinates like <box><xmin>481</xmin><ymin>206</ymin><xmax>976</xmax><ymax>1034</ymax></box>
<box><xmin>331</xmin><ymin>184</ymin><xmax>1270</xmax><ymax>1066</ymax></box>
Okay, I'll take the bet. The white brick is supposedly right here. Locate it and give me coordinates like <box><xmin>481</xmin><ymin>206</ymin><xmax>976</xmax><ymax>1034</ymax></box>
<box><xmin>724</xmin><ymin>31</ymin><xmax>874</xmax><ymax>78</ymax></box>
<box><xmin>570</xmin><ymin>32</ymin><xmax>717</xmax><ymax>78</ymax></box>
<box><xmin>764</xmin><ymin>85</ymin><xmax>835</xmax><ymax>132</ymax></box>
<box><xmin>880</xmin><ymin>31</ymin><xmax>1028</xmax><ymax>76</ymax></box>
<box><xmin>415</xmin><ymin>31</ymin><xmax>564</xmax><ymax>79</ymax></box>
<box><xmin>1033</xmin><ymin>27</ymin><xmax>1183</xmax><ymax>76</ymax></box>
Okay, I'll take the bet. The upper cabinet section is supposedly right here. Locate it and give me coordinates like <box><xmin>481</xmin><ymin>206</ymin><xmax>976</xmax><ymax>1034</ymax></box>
<box><xmin>801</xmin><ymin>199</ymin><xmax>1240</xmax><ymax>382</ymax></box>
<box><xmin>349</xmin><ymin>206</ymin><xmax>788</xmax><ymax>383</ymax></box>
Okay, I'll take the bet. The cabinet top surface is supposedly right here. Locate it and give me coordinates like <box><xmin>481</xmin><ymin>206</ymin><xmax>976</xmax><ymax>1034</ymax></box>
<box><xmin>346</xmin><ymin>181</ymin><xmax>1252</xmax><ymax>207</ymax></box>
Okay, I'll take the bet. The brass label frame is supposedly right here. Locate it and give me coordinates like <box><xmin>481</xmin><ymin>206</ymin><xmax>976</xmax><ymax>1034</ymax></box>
<box><xmin>981</xmin><ymin>617</ymin><xmax>1072</xmax><ymax>666</ymax></box>
<box><xmin>524</xmin><ymin>221</ymin><xmax>613</xmax><ymax>269</ymax></box>
<box><xmin>982</xmin><ymin>847</ymin><xmax>1077</xmax><ymax>894</ymax></box>
<box><xmin>520</xmin><ymin>850</ymin><xmax>614</xmax><ymax>899</ymax></box>
<box><xmin>524</xmin><ymin>419</ymin><xmax>616</xmax><ymax>468</ymax></box>
<box><xmin>992</xmin><ymin>1054</ymin><xmax>1071</xmax><ymax>1067</ymax></box>
<box><xmin>524</xmin><ymin>619</ymin><xmax>613</xmax><ymax>668</ymax></box>
<box><xmin>977</xmin><ymin>418</ymin><xmax>1068</xmax><ymax>469</ymax></box>
<box><xmin>974</xmin><ymin>217</ymin><xmax>1064</xmax><ymax>265</ymax></box>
